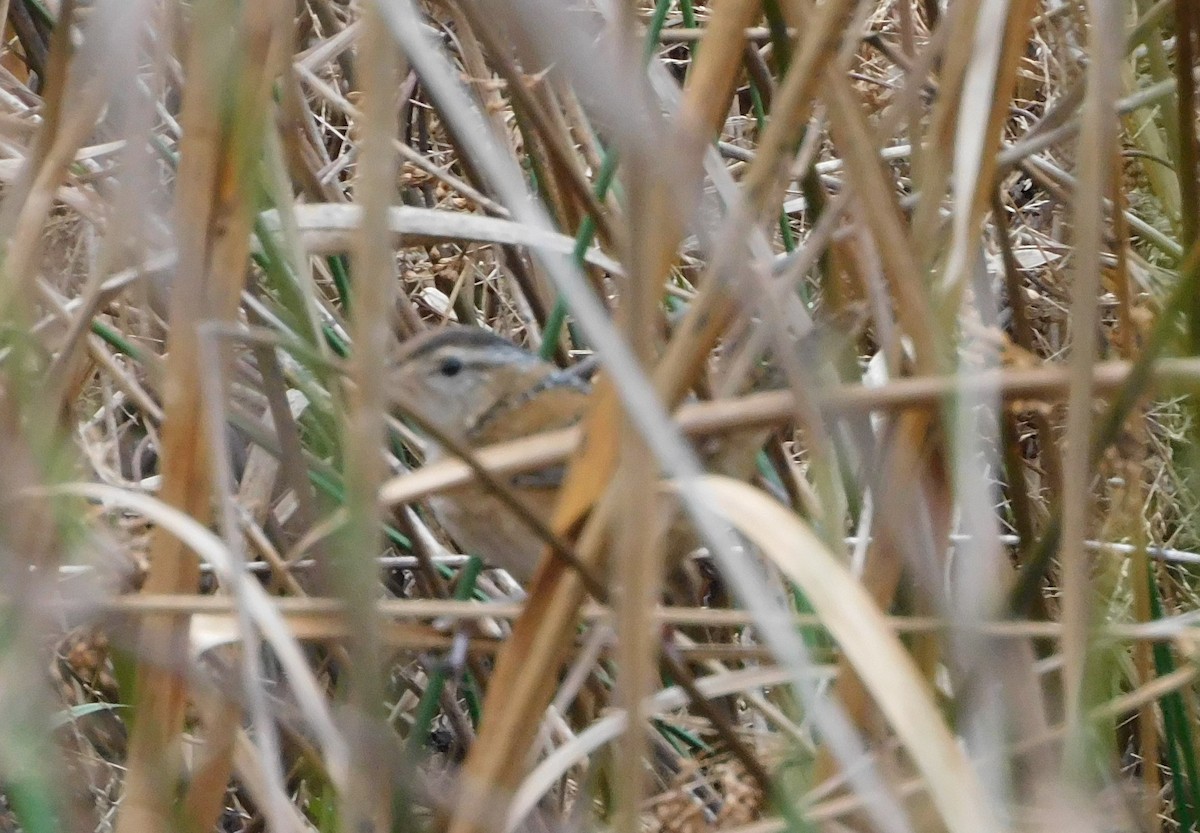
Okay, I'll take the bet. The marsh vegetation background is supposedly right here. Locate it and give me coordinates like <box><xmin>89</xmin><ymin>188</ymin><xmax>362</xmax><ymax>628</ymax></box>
<box><xmin>0</xmin><ymin>1</ymin><xmax>1195</xmax><ymax>832</ymax></box>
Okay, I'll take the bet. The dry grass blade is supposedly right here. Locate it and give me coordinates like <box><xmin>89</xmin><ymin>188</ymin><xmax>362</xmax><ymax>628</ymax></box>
<box><xmin>0</xmin><ymin>2</ymin><xmax>103</xmax><ymax>305</ymax></box>
<box><xmin>259</xmin><ymin>203</ymin><xmax>624</xmax><ymax>273</ymax></box>
<box><xmin>601</xmin><ymin>1</ymin><xmax>771</xmax><ymax>819</ymax></box>
<box><xmin>692</xmin><ymin>476</ymin><xmax>1000</xmax><ymax>833</ymax></box>
<box><xmin>824</xmin><ymin>71</ymin><xmax>938</xmax><ymax>370</ymax></box>
<box><xmin>115</xmin><ymin>4</ymin><xmax>290</xmax><ymax>831</ymax></box>
<box><xmin>678</xmin><ymin>0</ymin><xmax>764</xmax><ymax>145</ymax></box>
<box><xmin>908</xmin><ymin>0</ymin><xmax>981</xmax><ymax>257</ymax></box>
<box><xmin>941</xmin><ymin>0</ymin><xmax>1037</xmax><ymax>297</ymax></box>
<box><xmin>743</xmin><ymin>0</ymin><xmax>855</xmax><ymax>214</ymax></box>
<box><xmin>377</xmin><ymin>357</ymin><xmax>1200</xmax><ymax>513</ymax></box>
<box><xmin>1057</xmin><ymin>0</ymin><xmax>1125</xmax><ymax>767</ymax></box>
<box><xmin>333</xmin><ymin>8</ymin><xmax>403</xmax><ymax>833</ymax></box>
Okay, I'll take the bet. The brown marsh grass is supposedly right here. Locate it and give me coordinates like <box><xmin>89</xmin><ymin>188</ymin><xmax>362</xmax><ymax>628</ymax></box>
<box><xmin>0</xmin><ymin>1</ymin><xmax>1195</xmax><ymax>832</ymax></box>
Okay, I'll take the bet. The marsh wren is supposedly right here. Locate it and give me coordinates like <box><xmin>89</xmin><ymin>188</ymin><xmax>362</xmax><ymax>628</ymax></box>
<box><xmin>388</xmin><ymin>326</ymin><xmax>591</xmax><ymax>581</ymax></box>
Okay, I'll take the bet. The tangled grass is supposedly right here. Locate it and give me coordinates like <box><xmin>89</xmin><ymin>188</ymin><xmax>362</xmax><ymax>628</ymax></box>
<box><xmin>0</xmin><ymin>1</ymin><xmax>1195</xmax><ymax>832</ymax></box>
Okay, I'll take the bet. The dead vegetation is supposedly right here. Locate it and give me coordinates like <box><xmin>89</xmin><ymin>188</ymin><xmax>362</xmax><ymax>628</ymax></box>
<box><xmin>0</xmin><ymin>0</ymin><xmax>1194</xmax><ymax>832</ymax></box>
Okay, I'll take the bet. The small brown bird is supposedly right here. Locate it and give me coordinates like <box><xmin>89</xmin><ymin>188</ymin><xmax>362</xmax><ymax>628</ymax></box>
<box><xmin>388</xmin><ymin>326</ymin><xmax>590</xmax><ymax>581</ymax></box>
<box><xmin>389</xmin><ymin>325</ymin><xmax>778</xmax><ymax>585</ymax></box>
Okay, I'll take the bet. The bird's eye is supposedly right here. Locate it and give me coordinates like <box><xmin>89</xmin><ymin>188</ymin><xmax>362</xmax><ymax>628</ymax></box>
<box><xmin>438</xmin><ymin>355</ymin><xmax>464</xmax><ymax>378</ymax></box>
